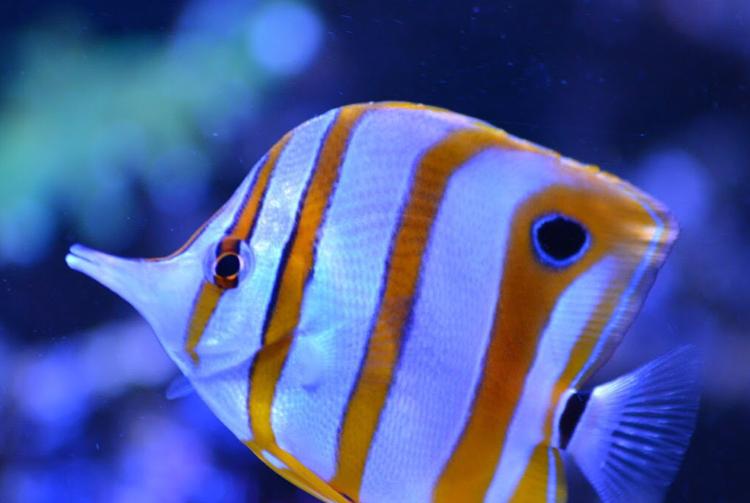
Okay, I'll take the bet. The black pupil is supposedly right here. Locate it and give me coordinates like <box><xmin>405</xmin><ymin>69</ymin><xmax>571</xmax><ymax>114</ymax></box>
<box><xmin>215</xmin><ymin>253</ymin><xmax>241</xmax><ymax>278</ymax></box>
<box><xmin>536</xmin><ymin>216</ymin><xmax>587</xmax><ymax>262</ymax></box>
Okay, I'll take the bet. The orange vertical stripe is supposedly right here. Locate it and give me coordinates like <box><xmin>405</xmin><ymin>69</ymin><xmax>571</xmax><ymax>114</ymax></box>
<box><xmin>181</xmin><ymin>133</ymin><xmax>291</xmax><ymax>364</ymax></box>
<box><xmin>435</xmin><ymin>178</ymin><xmax>666</xmax><ymax>501</ymax></box>
<box><xmin>150</xmin><ymin>134</ymin><xmax>289</xmax><ymax>263</ymax></box>
<box><xmin>330</xmin><ymin>127</ymin><xmax>538</xmax><ymax>500</ymax></box>
<box><xmin>248</xmin><ymin>105</ymin><xmax>368</xmax><ymax>449</ymax></box>
<box><xmin>541</xmin><ymin>192</ymin><xmax>677</xmax><ymax>440</ymax></box>
<box><xmin>231</xmin><ymin>133</ymin><xmax>292</xmax><ymax>241</ymax></box>
<box><xmin>185</xmin><ymin>281</ymin><xmax>223</xmax><ymax>364</ymax></box>
<box><xmin>507</xmin><ymin>445</ymin><xmax>552</xmax><ymax>503</ymax></box>
<box><xmin>244</xmin><ymin>439</ymin><xmax>351</xmax><ymax>503</ymax></box>
<box><xmin>503</xmin><ymin>281</ymin><xmax>619</xmax><ymax>502</ymax></box>
<box><xmin>432</xmin><ymin>191</ymin><xmax>586</xmax><ymax>503</ymax></box>
<box><xmin>510</xmin><ymin>193</ymin><xmax>673</xmax><ymax>500</ymax></box>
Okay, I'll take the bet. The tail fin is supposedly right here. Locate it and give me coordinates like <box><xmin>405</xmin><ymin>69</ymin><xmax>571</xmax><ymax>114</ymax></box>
<box><xmin>565</xmin><ymin>345</ymin><xmax>700</xmax><ymax>503</ymax></box>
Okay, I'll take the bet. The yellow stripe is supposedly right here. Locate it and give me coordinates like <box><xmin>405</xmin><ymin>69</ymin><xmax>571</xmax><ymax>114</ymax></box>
<box><xmin>504</xmin><ymin>446</ymin><xmax>566</xmax><ymax>503</ymax></box>
<box><xmin>245</xmin><ymin>440</ymin><xmax>351</xmax><ymax>503</ymax></box>
<box><xmin>509</xmin><ymin>192</ymin><xmax>672</xmax><ymax>500</ymax></box>
<box><xmin>504</xmin><ymin>290</ymin><xmax>617</xmax><ymax>503</ymax></box>
<box><xmin>544</xmin><ymin>192</ymin><xmax>676</xmax><ymax>442</ymax></box>
<box><xmin>330</xmin><ymin>126</ymin><xmax>540</xmax><ymax>500</ymax></box>
<box><xmin>232</xmin><ymin>133</ymin><xmax>292</xmax><ymax>241</ymax></box>
<box><xmin>508</xmin><ymin>445</ymin><xmax>550</xmax><ymax>503</ymax></box>
<box><xmin>185</xmin><ymin>281</ymin><xmax>223</xmax><ymax>364</ymax></box>
<box><xmin>542</xmin><ymin>192</ymin><xmax>677</xmax><ymax>442</ymax></box>
<box><xmin>180</xmin><ymin>134</ymin><xmax>291</xmax><ymax>363</ymax></box>
<box><xmin>434</xmin><ymin>173</ymin><xmax>663</xmax><ymax>501</ymax></box>
<box><xmin>244</xmin><ymin>105</ymin><xmax>539</xmax><ymax>499</ymax></box>
<box><xmin>247</xmin><ymin>104</ymin><xmax>368</xmax><ymax>449</ymax></box>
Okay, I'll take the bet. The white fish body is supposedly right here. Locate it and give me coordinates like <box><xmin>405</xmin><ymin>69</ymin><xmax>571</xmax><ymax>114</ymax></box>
<box><xmin>67</xmin><ymin>103</ymin><xmax>699</xmax><ymax>503</ymax></box>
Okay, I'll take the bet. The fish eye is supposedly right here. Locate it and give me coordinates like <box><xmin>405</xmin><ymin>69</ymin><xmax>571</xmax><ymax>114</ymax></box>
<box><xmin>209</xmin><ymin>237</ymin><xmax>253</xmax><ymax>289</ymax></box>
<box><xmin>215</xmin><ymin>252</ymin><xmax>241</xmax><ymax>278</ymax></box>
<box><xmin>532</xmin><ymin>213</ymin><xmax>590</xmax><ymax>268</ymax></box>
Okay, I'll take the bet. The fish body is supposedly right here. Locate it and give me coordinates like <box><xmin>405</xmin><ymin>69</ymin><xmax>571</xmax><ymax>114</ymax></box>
<box><xmin>66</xmin><ymin>103</ymin><xmax>699</xmax><ymax>503</ymax></box>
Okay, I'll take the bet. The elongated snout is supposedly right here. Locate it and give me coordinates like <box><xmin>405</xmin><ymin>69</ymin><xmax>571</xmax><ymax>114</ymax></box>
<box><xmin>66</xmin><ymin>243</ymin><xmax>202</xmax><ymax>371</ymax></box>
<box><xmin>66</xmin><ymin>244</ymin><xmax>150</xmax><ymax>305</ymax></box>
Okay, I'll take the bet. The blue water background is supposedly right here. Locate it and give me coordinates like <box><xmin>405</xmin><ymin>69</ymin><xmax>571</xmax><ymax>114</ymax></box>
<box><xmin>0</xmin><ymin>1</ymin><xmax>748</xmax><ymax>501</ymax></box>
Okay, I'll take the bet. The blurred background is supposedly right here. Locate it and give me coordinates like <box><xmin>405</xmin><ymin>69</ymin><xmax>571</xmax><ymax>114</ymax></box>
<box><xmin>0</xmin><ymin>0</ymin><xmax>748</xmax><ymax>501</ymax></box>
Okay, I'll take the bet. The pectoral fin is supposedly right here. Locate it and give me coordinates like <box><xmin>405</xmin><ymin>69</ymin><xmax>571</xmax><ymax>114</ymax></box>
<box><xmin>165</xmin><ymin>374</ymin><xmax>195</xmax><ymax>400</ymax></box>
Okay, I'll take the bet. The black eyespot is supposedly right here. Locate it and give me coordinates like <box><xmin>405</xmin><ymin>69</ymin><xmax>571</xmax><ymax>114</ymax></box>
<box><xmin>532</xmin><ymin>214</ymin><xmax>589</xmax><ymax>268</ymax></box>
<box><xmin>215</xmin><ymin>253</ymin><xmax>242</xmax><ymax>279</ymax></box>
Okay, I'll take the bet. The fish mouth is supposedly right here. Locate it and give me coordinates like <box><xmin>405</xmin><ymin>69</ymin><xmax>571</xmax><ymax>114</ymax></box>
<box><xmin>66</xmin><ymin>243</ymin><xmax>166</xmax><ymax>342</ymax></box>
<box><xmin>65</xmin><ymin>242</ymin><xmax>203</xmax><ymax>374</ymax></box>
<box><xmin>65</xmin><ymin>244</ymin><xmax>115</xmax><ymax>280</ymax></box>
<box><xmin>65</xmin><ymin>243</ymin><xmax>149</xmax><ymax>306</ymax></box>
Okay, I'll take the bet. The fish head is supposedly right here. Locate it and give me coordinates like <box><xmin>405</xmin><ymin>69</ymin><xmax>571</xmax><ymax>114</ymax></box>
<box><xmin>66</xmin><ymin>167</ymin><xmax>271</xmax><ymax>380</ymax></box>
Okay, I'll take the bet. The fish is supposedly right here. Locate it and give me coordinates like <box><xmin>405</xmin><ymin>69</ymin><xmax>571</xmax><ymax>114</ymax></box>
<box><xmin>66</xmin><ymin>102</ymin><xmax>700</xmax><ymax>503</ymax></box>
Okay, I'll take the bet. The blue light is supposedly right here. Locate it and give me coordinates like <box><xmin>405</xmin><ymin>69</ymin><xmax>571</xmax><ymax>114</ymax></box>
<box><xmin>248</xmin><ymin>1</ymin><xmax>323</xmax><ymax>76</ymax></box>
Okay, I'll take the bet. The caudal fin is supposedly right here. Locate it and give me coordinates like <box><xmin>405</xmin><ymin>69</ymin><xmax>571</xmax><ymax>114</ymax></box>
<box><xmin>566</xmin><ymin>345</ymin><xmax>700</xmax><ymax>503</ymax></box>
